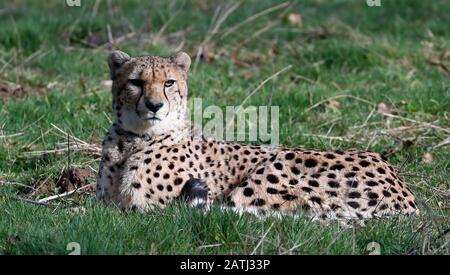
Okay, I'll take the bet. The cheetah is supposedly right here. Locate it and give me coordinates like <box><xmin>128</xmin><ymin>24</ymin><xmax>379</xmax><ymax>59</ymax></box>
<box><xmin>96</xmin><ymin>50</ymin><xmax>419</xmax><ymax>221</ymax></box>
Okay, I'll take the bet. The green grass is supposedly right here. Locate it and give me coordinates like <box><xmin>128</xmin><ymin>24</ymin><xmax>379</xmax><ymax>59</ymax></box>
<box><xmin>0</xmin><ymin>0</ymin><xmax>449</xmax><ymax>255</ymax></box>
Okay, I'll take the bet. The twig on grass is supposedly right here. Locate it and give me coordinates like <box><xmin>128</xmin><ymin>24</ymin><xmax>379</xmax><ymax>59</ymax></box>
<box><xmin>15</xmin><ymin>196</ymin><xmax>49</xmax><ymax>207</ymax></box>
<box><xmin>0</xmin><ymin>180</ymin><xmax>35</xmax><ymax>191</ymax></box>
<box><xmin>301</xmin><ymin>134</ymin><xmax>360</xmax><ymax>143</ymax></box>
<box><xmin>301</xmin><ymin>94</ymin><xmax>375</xmax><ymax>115</ymax></box>
<box><xmin>0</xmin><ymin>132</ymin><xmax>23</xmax><ymax>139</ymax></box>
<box><xmin>221</xmin><ymin>1</ymin><xmax>290</xmax><ymax>39</ymax></box>
<box><xmin>193</xmin><ymin>2</ymin><xmax>241</xmax><ymax>70</ymax></box>
<box><xmin>381</xmin><ymin>113</ymin><xmax>450</xmax><ymax>134</ymax></box>
<box><xmin>433</xmin><ymin>136</ymin><xmax>450</xmax><ymax>149</ymax></box>
<box><xmin>21</xmin><ymin>124</ymin><xmax>101</xmax><ymax>158</ymax></box>
<box><xmin>251</xmin><ymin>222</ymin><xmax>275</xmax><ymax>255</ymax></box>
<box><xmin>197</xmin><ymin>243</ymin><xmax>223</xmax><ymax>250</ymax></box>
<box><xmin>240</xmin><ymin>65</ymin><xmax>292</xmax><ymax>108</ymax></box>
<box><xmin>230</xmin><ymin>20</ymin><xmax>279</xmax><ymax>62</ymax></box>
<box><xmin>37</xmin><ymin>183</ymin><xmax>95</xmax><ymax>204</ymax></box>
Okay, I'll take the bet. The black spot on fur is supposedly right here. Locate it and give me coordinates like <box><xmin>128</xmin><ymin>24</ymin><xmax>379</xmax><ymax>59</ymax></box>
<box><xmin>377</xmin><ymin>167</ymin><xmax>385</xmax><ymax>174</ymax></box>
<box><xmin>330</xmin><ymin>204</ymin><xmax>340</xmax><ymax>210</ymax></box>
<box><xmin>347</xmin><ymin>201</ymin><xmax>360</xmax><ymax>209</ymax></box>
<box><xmin>291</xmin><ymin>167</ymin><xmax>301</xmax><ymax>175</ymax></box>
<box><xmin>359</xmin><ymin>160</ymin><xmax>370</xmax><ymax>167</ymax></box>
<box><xmin>305</xmin><ymin>159</ymin><xmax>317</xmax><ymax>168</ymax></box>
<box><xmin>326</xmin><ymin>191</ymin><xmax>338</xmax><ymax>197</ymax></box>
<box><xmin>365</xmin><ymin>172</ymin><xmax>375</xmax><ymax>178</ymax></box>
<box><xmin>328</xmin><ymin>181</ymin><xmax>340</xmax><ymax>188</ymax></box>
<box><xmin>285</xmin><ymin>153</ymin><xmax>295</xmax><ymax>160</ymax></box>
<box><xmin>366</xmin><ymin>181</ymin><xmax>378</xmax><ymax>187</ymax></box>
<box><xmin>132</xmin><ymin>182</ymin><xmax>141</xmax><ymax>189</ymax></box>
<box><xmin>308</xmin><ymin>180</ymin><xmax>319</xmax><ymax>187</ymax></box>
<box><xmin>251</xmin><ymin>198</ymin><xmax>266</xmax><ymax>206</ymax></box>
<box><xmin>282</xmin><ymin>194</ymin><xmax>297</xmax><ymax>201</ymax></box>
<box><xmin>330</xmin><ymin>164</ymin><xmax>345</xmax><ymax>170</ymax></box>
<box><xmin>267</xmin><ymin>174</ymin><xmax>279</xmax><ymax>184</ymax></box>
<box><xmin>346</xmin><ymin>180</ymin><xmax>359</xmax><ymax>188</ymax></box>
<box><xmin>117</xmin><ymin>140</ymin><xmax>124</xmax><ymax>153</ymax></box>
<box><xmin>325</xmin><ymin>153</ymin><xmax>336</xmax><ymax>159</ymax></box>
<box><xmin>310</xmin><ymin>196</ymin><xmax>322</xmax><ymax>205</ymax></box>
<box><xmin>243</xmin><ymin>188</ymin><xmax>254</xmax><ymax>197</ymax></box>
<box><xmin>289</xmin><ymin>179</ymin><xmax>298</xmax><ymax>185</ymax></box>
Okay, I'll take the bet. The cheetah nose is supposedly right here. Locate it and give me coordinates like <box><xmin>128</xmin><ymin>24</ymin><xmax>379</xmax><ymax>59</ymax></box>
<box><xmin>145</xmin><ymin>101</ymin><xmax>164</xmax><ymax>113</ymax></box>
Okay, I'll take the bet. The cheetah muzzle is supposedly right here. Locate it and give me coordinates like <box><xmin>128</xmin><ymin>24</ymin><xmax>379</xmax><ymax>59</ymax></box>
<box><xmin>96</xmin><ymin>51</ymin><xmax>419</xmax><ymax>221</ymax></box>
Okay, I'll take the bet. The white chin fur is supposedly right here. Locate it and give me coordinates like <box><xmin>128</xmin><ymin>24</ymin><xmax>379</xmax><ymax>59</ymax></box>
<box><xmin>120</xmin><ymin>110</ymin><xmax>183</xmax><ymax>137</ymax></box>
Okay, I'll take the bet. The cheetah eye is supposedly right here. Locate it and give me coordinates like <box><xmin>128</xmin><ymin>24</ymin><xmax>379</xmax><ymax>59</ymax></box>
<box><xmin>164</xmin><ymin>79</ymin><xmax>176</xmax><ymax>87</ymax></box>
<box><xmin>129</xmin><ymin>79</ymin><xmax>143</xmax><ymax>87</ymax></box>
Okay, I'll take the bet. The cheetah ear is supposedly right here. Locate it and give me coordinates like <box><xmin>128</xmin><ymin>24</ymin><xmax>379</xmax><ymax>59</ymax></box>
<box><xmin>108</xmin><ymin>50</ymin><xmax>131</xmax><ymax>79</ymax></box>
<box><xmin>172</xmin><ymin>52</ymin><xmax>191</xmax><ymax>77</ymax></box>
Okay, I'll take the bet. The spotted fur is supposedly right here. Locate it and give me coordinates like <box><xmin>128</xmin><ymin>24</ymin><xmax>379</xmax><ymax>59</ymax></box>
<box><xmin>96</xmin><ymin>51</ymin><xmax>419</xmax><ymax>221</ymax></box>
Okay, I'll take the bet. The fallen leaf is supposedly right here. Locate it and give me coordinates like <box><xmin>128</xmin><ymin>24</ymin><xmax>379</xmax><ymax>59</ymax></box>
<box><xmin>287</xmin><ymin>13</ymin><xmax>303</xmax><ymax>27</ymax></box>
<box><xmin>326</xmin><ymin>99</ymin><xmax>340</xmax><ymax>111</ymax></box>
<box><xmin>102</xmin><ymin>80</ymin><xmax>113</xmax><ymax>87</ymax></box>
<box><xmin>421</xmin><ymin>152</ymin><xmax>434</xmax><ymax>164</ymax></box>
<box><xmin>46</xmin><ymin>81</ymin><xmax>58</xmax><ymax>89</ymax></box>
<box><xmin>267</xmin><ymin>47</ymin><xmax>277</xmax><ymax>57</ymax></box>
<box><xmin>199</xmin><ymin>45</ymin><xmax>214</xmax><ymax>63</ymax></box>
<box><xmin>377</xmin><ymin>103</ymin><xmax>395</xmax><ymax>115</ymax></box>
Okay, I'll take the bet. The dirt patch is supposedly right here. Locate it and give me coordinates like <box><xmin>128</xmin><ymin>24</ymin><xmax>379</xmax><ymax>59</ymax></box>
<box><xmin>0</xmin><ymin>82</ymin><xmax>48</xmax><ymax>101</ymax></box>
<box><xmin>56</xmin><ymin>166</ymin><xmax>96</xmax><ymax>193</ymax></box>
<box><xmin>25</xmin><ymin>166</ymin><xmax>96</xmax><ymax>198</ymax></box>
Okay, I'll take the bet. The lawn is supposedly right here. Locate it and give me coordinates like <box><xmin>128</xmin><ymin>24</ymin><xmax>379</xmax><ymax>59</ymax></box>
<box><xmin>0</xmin><ymin>0</ymin><xmax>448</xmax><ymax>255</ymax></box>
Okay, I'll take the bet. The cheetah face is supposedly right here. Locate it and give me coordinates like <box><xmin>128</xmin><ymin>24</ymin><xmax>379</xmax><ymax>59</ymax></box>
<box><xmin>107</xmin><ymin>51</ymin><xmax>191</xmax><ymax>136</ymax></box>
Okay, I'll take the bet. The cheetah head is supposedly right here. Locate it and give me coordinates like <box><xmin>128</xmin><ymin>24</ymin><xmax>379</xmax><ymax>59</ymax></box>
<box><xmin>107</xmin><ymin>51</ymin><xmax>191</xmax><ymax>136</ymax></box>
